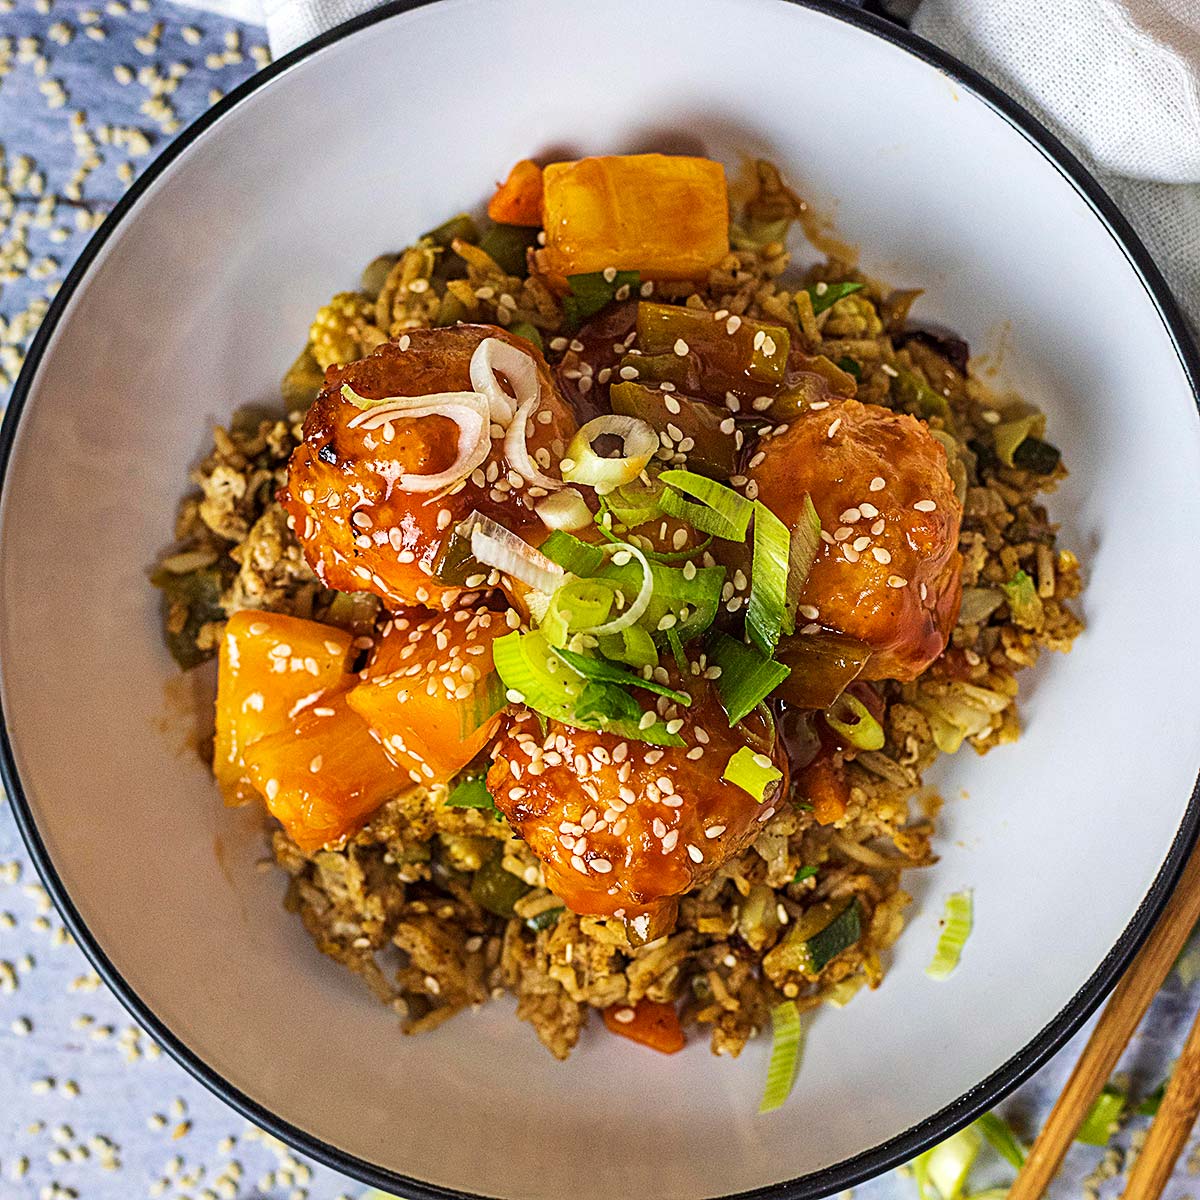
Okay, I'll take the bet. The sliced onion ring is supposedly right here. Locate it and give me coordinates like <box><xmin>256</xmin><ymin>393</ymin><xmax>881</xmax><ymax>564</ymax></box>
<box><xmin>504</xmin><ymin>393</ymin><xmax>564</xmax><ymax>493</ymax></box>
<box><xmin>469</xmin><ymin>515</ymin><xmax>566</xmax><ymax>595</ymax></box>
<box><xmin>562</xmin><ymin>415</ymin><xmax>657</xmax><ymax>495</ymax></box>
<box><xmin>342</xmin><ymin>385</ymin><xmax>490</xmax><ymax>495</ymax></box>
<box><xmin>470</xmin><ymin>336</ymin><xmax>539</xmax><ymax>426</ymax></box>
<box><xmin>536</xmin><ymin>488</ymin><xmax>594</xmax><ymax>531</ymax></box>
<box><xmin>580</xmin><ymin>540</ymin><xmax>653</xmax><ymax>636</ymax></box>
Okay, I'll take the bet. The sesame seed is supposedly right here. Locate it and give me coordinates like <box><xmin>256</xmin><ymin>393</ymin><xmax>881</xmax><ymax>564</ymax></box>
<box><xmin>859</xmin><ymin>502</ymin><xmax>879</xmax><ymax>518</ymax></box>
<box><xmin>869</xmin><ymin>476</ymin><xmax>886</xmax><ymax>491</ymax></box>
<box><xmin>871</xmin><ymin>519</ymin><xmax>886</xmax><ymax>535</ymax></box>
<box><xmin>887</xmin><ymin>575</ymin><xmax>908</xmax><ymax>588</ymax></box>
<box><xmin>661</xmin><ymin>830</ymin><xmax>679</xmax><ymax>852</ymax></box>
<box><xmin>613</xmin><ymin>1007</ymin><xmax>636</xmax><ymax>1024</ymax></box>
<box><xmin>706</xmin><ymin>825</ymin><xmax>726</xmax><ymax>838</ymax></box>
<box><xmin>880</xmin><ymin>363</ymin><xmax>899</xmax><ymax>377</ymax></box>
<box><xmin>839</xmin><ymin>507</ymin><xmax>861</xmax><ymax>523</ymax></box>
<box><xmin>852</xmin><ymin>536</ymin><xmax>871</xmax><ymax>551</ymax></box>
<box><xmin>827</xmin><ymin>418</ymin><xmax>842</xmax><ymax>438</ymax></box>
<box><xmin>914</xmin><ymin>499</ymin><xmax>937</xmax><ymax>512</ymax></box>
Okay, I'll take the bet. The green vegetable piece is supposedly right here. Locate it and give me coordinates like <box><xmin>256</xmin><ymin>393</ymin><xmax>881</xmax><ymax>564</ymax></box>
<box><xmin>458</xmin><ymin>670</ymin><xmax>505</xmax><ymax>739</ymax></box>
<box><xmin>542</xmin><ymin>578</ymin><xmax>617</xmax><ymax>648</ymax></box>
<box><xmin>432</xmin><ymin>291</ymin><xmax>470</xmax><ymax>328</ymax></box>
<box><xmin>150</xmin><ymin>565</ymin><xmax>227</xmax><ymax>670</ymax></box>
<box><xmin>1012</xmin><ymin>436</ymin><xmax>1061</xmax><ymax>475</ymax></box>
<box><xmin>1137</xmin><ymin>1079</ymin><xmax>1168</xmax><ymax>1117</ymax></box>
<box><xmin>1077</xmin><ymin>1085</ymin><xmax>1125</xmax><ymax>1145</ymax></box>
<box><xmin>747</xmin><ymin>501</ymin><xmax>793</xmax><ymax>657</ymax></box>
<box><xmin>835</xmin><ymin>355</ymin><xmax>861</xmax><ymax>380</ymax></box>
<box><xmin>470</xmin><ymin>847</ymin><xmax>531</xmax><ymax>918</ymax></box>
<box><xmin>824</xmin><ymin>691</ymin><xmax>885</xmax><ymax>751</ymax></box>
<box><xmin>992</xmin><ymin>412</ymin><xmax>1043</xmax><ymax>467</ymax></box>
<box><xmin>975</xmin><ymin>1112</ymin><xmax>1027</xmax><ymax>1170</ymax></box>
<box><xmin>722</xmin><ymin>746</ymin><xmax>783</xmax><ymax>803</ymax></box>
<box><xmin>793</xmin><ymin>866</ymin><xmax>817</xmax><ymax>884</ymax></box>
<box><xmin>665</xmin><ymin>626</ymin><xmax>688</xmax><ymax>674</ymax></box>
<box><xmin>422</xmin><ymin>212</ymin><xmax>479</xmax><ymax>248</ymax></box>
<box><xmin>918</xmin><ymin>1124</ymin><xmax>982</xmax><ymax>1200</ymax></box>
<box><xmin>526</xmin><ymin>906</ymin><xmax>564</xmax><ymax>932</ymax></box>
<box><xmin>478</xmin><ymin>223</ymin><xmax>538</xmax><ymax>276</ymax></box>
<box><xmin>774</xmin><ymin>631</ymin><xmax>870</xmax><ymax>710</ymax></box>
<box><xmin>600</xmin><ymin>478</ymin><xmax>667</xmax><ymax>530</ymax></box>
<box><xmin>617</xmin><ymin>351</ymin><xmax>699</xmax><ymax>392</ymax></box>
<box><xmin>595</xmin><ymin>556</ymin><xmax>725</xmax><ymax>647</ymax></box>
<box><xmin>926</xmin><ymin>890</ymin><xmax>974</xmax><ymax>980</ymax></box>
<box><xmin>892</xmin><ymin>367</ymin><xmax>953</xmax><ymax>427</ymax></box>
<box><xmin>707</xmin><ymin>633</ymin><xmax>791</xmax><ymax>727</ymax></box>
<box><xmin>785</xmin><ymin>494</ymin><xmax>822</xmax><ymax>632</ymax></box>
<box><xmin>805</xmin><ymin>280</ymin><xmax>864</xmax><ymax>317</ymax></box>
<box><xmin>550</xmin><ymin>646</ymin><xmax>691</xmax><ymax>706</ymax></box>
<box><xmin>610</xmin><ymin>381</ymin><xmax>739</xmax><ymax>479</ymax></box>
<box><xmin>562</xmin><ymin>270</ymin><xmax>640</xmax><ymax>330</ymax></box>
<box><xmin>1001</xmin><ymin>569</ymin><xmax>1043</xmax><ymax>630</ymax></box>
<box><xmin>539</xmin><ymin>530</ymin><xmax>606</xmax><ymax>577</ymax></box>
<box><xmin>431</xmin><ymin>513</ymin><xmax>486</xmax><ymax>585</ymax></box>
<box><xmin>637</xmin><ymin>300</ymin><xmax>790</xmax><ymax>389</ymax></box>
<box><xmin>805</xmin><ymin>899</ymin><xmax>862</xmax><ymax>971</ymax></box>
<box><xmin>508</xmin><ymin>321</ymin><xmax>544</xmax><ymax>353</ymax></box>
<box><xmin>659</xmin><ymin>469</ymin><xmax>754</xmax><ymax>540</ymax></box>
<box><xmin>598</xmin><ymin>625</ymin><xmax>658</xmax><ymax>670</ymax></box>
<box><xmin>759</xmin><ymin>1000</ymin><xmax>805</xmax><ymax>1114</ymax></box>
<box><xmin>445</xmin><ymin>775</ymin><xmax>496</xmax><ymax>810</ymax></box>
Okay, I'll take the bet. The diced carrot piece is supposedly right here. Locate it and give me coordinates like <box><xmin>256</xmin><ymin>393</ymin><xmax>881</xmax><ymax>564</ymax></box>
<box><xmin>603</xmin><ymin>999</ymin><xmax>686</xmax><ymax>1054</ymax></box>
<box><xmin>799</xmin><ymin>753</ymin><xmax>850</xmax><ymax>826</ymax></box>
<box><xmin>487</xmin><ymin>158</ymin><xmax>544</xmax><ymax>226</ymax></box>
<box><xmin>214</xmin><ymin>611</ymin><xmax>353</xmax><ymax>803</ymax></box>
<box><xmin>243</xmin><ymin>691</ymin><xmax>410</xmax><ymax>851</ymax></box>
<box><xmin>540</xmin><ymin>154</ymin><xmax>729</xmax><ymax>281</ymax></box>
<box><xmin>347</xmin><ymin>607</ymin><xmax>504</xmax><ymax>784</ymax></box>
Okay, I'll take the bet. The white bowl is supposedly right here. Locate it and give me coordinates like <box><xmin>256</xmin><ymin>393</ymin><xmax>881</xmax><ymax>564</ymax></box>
<box><xmin>2</xmin><ymin>1</ymin><xmax>1199</xmax><ymax>1197</ymax></box>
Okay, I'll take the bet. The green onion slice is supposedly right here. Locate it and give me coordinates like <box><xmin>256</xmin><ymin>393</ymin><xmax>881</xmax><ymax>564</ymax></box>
<box><xmin>758</xmin><ymin>1001</ymin><xmax>805</xmax><ymax>1114</ymax></box>
<box><xmin>824</xmin><ymin>691</ymin><xmax>885</xmax><ymax>751</ymax></box>
<box><xmin>550</xmin><ymin>645</ymin><xmax>691</xmax><ymax>706</ymax></box>
<box><xmin>538</xmin><ymin>530</ymin><xmax>607</xmax><ymax>577</ymax></box>
<box><xmin>542</xmin><ymin>578</ymin><xmax>617</xmax><ymax>648</ymax></box>
<box><xmin>457</xmin><ymin>670</ymin><xmax>506</xmax><ymax>739</ymax></box>
<box><xmin>975</xmin><ymin>1112</ymin><xmax>1026</xmax><ymax>1170</ymax></box>
<box><xmin>723</xmin><ymin>746</ymin><xmax>783</xmax><ymax>803</ymax></box>
<box><xmin>917</xmin><ymin>1125</ymin><xmax>982</xmax><ymax>1200</ymax></box>
<box><xmin>786</xmin><ymin>494</ymin><xmax>822</xmax><ymax>622</ymax></box>
<box><xmin>1001</xmin><ymin>568</ymin><xmax>1043</xmax><ymax>630</ymax></box>
<box><xmin>747</xmin><ymin>501</ymin><xmax>792</xmax><ymax>656</ymax></box>
<box><xmin>599</xmin><ymin>478</ymin><xmax>666</xmax><ymax>529</ymax></box>
<box><xmin>793</xmin><ymin>866</ymin><xmax>817</xmax><ymax>884</ymax></box>
<box><xmin>659</xmin><ymin>469</ymin><xmax>754</xmax><ymax>540</ymax></box>
<box><xmin>806</xmin><ymin>280</ymin><xmax>864</xmax><ymax>316</ymax></box>
<box><xmin>562</xmin><ymin>269</ymin><xmax>640</xmax><ymax>330</ymax></box>
<box><xmin>598</xmin><ymin>626</ymin><xmax>658</xmax><ymax>670</ymax></box>
<box><xmin>562</xmin><ymin>415</ymin><xmax>657</xmax><ymax>495</ymax></box>
<box><xmin>925</xmin><ymin>890</ymin><xmax>973</xmax><ymax>981</ymax></box>
<box><xmin>1077</xmin><ymin>1085</ymin><xmax>1125</xmax><ymax>1146</ymax></box>
<box><xmin>708</xmin><ymin>633</ymin><xmax>790</xmax><ymax>727</ymax></box>
<box><xmin>445</xmin><ymin>775</ymin><xmax>496</xmax><ymax>810</ymax></box>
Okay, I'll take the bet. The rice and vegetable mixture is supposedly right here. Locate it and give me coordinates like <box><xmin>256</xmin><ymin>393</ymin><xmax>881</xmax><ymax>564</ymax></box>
<box><xmin>156</xmin><ymin>158</ymin><xmax>1082</xmax><ymax>1066</ymax></box>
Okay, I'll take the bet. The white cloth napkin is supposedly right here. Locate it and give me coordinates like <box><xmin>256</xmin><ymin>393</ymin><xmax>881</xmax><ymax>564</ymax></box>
<box><xmin>185</xmin><ymin>0</ymin><xmax>1200</xmax><ymax>327</ymax></box>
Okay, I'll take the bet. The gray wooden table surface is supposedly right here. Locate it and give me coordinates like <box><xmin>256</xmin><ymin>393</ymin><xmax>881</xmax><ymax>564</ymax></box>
<box><xmin>1</xmin><ymin>1</ymin><xmax>1198</xmax><ymax>1195</ymax></box>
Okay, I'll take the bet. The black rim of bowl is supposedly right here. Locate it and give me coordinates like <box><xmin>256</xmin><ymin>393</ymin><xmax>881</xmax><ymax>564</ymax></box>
<box><xmin>2</xmin><ymin>1</ymin><xmax>1199</xmax><ymax>1197</ymax></box>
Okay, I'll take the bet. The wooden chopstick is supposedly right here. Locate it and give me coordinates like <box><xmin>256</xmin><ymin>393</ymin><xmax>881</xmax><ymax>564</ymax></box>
<box><xmin>1008</xmin><ymin>839</ymin><xmax>1200</xmax><ymax>1200</ymax></box>
<box><xmin>1120</xmin><ymin>1001</ymin><xmax>1200</xmax><ymax>1199</ymax></box>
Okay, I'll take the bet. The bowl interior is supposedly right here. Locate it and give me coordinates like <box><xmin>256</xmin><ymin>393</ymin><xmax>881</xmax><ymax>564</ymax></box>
<box><xmin>3</xmin><ymin>1</ymin><xmax>1200</xmax><ymax>1197</ymax></box>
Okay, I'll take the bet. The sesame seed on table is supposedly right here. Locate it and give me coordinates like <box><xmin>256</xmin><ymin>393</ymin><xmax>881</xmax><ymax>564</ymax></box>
<box><xmin>0</xmin><ymin>1</ymin><xmax>1198</xmax><ymax>1196</ymax></box>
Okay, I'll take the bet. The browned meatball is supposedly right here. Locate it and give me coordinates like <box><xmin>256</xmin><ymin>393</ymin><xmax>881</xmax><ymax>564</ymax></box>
<box><xmin>487</xmin><ymin>680</ymin><xmax>783</xmax><ymax>939</ymax></box>
<box><xmin>750</xmin><ymin>399</ymin><xmax>962</xmax><ymax>681</ymax></box>
<box><xmin>281</xmin><ymin>326</ymin><xmax>576</xmax><ymax>610</ymax></box>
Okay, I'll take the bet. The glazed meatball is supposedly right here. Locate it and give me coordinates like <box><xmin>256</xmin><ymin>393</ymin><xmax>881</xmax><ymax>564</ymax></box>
<box><xmin>282</xmin><ymin>325</ymin><xmax>577</xmax><ymax>610</ymax></box>
<box><xmin>487</xmin><ymin>681</ymin><xmax>784</xmax><ymax>939</ymax></box>
<box><xmin>749</xmin><ymin>399</ymin><xmax>962</xmax><ymax>681</ymax></box>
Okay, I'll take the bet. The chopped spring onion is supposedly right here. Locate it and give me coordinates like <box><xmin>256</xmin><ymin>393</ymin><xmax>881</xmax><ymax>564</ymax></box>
<box><xmin>507</xmin><ymin>320</ymin><xmax>544</xmax><ymax>353</ymax></box>
<box><xmin>469</xmin><ymin>516</ymin><xmax>565</xmax><ymax>595</ymax></box>
<box><xmin>793</xmin><ymin>866</ymin><xmax>817</xmax><ymax>884</ymax></box>
<box><xmin>806</xmin><ymin>280</ymin><xmax>864</xmax><ymax>317</ymax></box>
<box><xmin>665</xmin><ymin>626</ymin><xmax>688</xmax><ymax>674</ymax></box>
<box><xmin>525</xmin><ymin>905</ymin><xmax>564</xmax><ymax>932</ymax></box>
<box><xmin>805</xmin><ymin>899</ymin><xmax>862</xmax><ymax>971</ymax></box>
<box><xmin>723</xmin><ymin>746</ymin><xmax>783</xmax><ymax>803</ymax></box>
<box><xmin>707</xmin><ymin>633</ymin><xmax>791</xmax><ymax>727</ymax></box>
<box><xmin>1001</xmin><ymin>569</ymin><xmax>1043</xmax><ymax>630</ymax></box>
<box><xmin>599</xmin><ymin>625</ymin><xmax>658</xmax><ymax>670</ymax></box>
<box><xmin>562</xmin><ymin>415</ymin><xmax>658</xmax><ymax>495</ymax></box>
<box><xmin>1077</xmin><ymin>1085</ymin><xmax>1125</xmax><ymax>1145</ymax></box>
<box><xmin>542</xmin><ymin>578</ymin><xmax>618</xmax><ymax>648</ymax></box>
<box><xmin>505</xmin><ymin>392</ymin><xmax>565</xmax><ymax>493</ymax></box>
<box><xmin>457</xmin><ymin>670</ymin><xmax>506</xmax><ymax>738</ymax></box>
<box><xmin>786</xmin><ymin>494</ymin><xmax>822</xmax><ymax>621</ymax></box>
<box><xmin>445</xmin><ymin>775</ymin><xmax>496</xmax><ymax>810</ymax></box>
<box><xmin>342</xmin><ymin>387</ymin><xmax>491</xmax><ymax>494</ymax></box>
<box><xmin>597</xmin><ymin>556</ymin><xmax>725</xmax><ymax>646</ymax></box>
<box><xmin>582</xmin><ymin>541</ymin><xmax>654</xmax><ymax>637</ymax></box>
<box><xmin>550</xmin><ymin>645</ymin><xmax>692</xmax><ymax>706</ymax></box>
<box><xmin>468</xmin><ymin>335</ymin><xmax>538</xmax><ymax>425</ymax></box>
<box><xmin>536</xmin><ymin>488</ymin><xmax>593</xmax><ymax>531</ymax></box>
<box><xmin>824</xmin><ymin>691</ymin><xmax>885</xmax><ymax>751</ymax></box>
<box><xmin>892</xmin><ymin>368</ymin><xmax>953</xmax><ymax>427</ymax></box>
<box><xmin>747</xmin><ymin>501</ymin><xmax>792</xmax><ymax>657</ymax></box>
<box><xmin>601</xmin><ymin>478</ymin><xmax>665</xmax><ymax>529</ymax></box>
<box><xmin>925</xmin><ymin>890</ymin><xmax>973</xmax><ymax>981</ymax></box>
<box><xmin>562</xmin><ymin>269</ymin><xmax>641</xmax><ymax>330</ymax></box>
<box><xmin>539</xmin><ymin>530</ymin><xmax>606</xmax><ymax>577</ymax></box>
<box><xmin>758</xmin><ymin>1001</ymin><xmax>805</xmax><ymax>1114</ymax></box>
<box><xmin>975</xmin><ymin>1112</ymin><xmax>1026</xmax><ymax>1170</ymax></box>
<box><xmin>992</xmin><ymin>412</ymin><xmax>1042</xmax><ymax>467</ymax></box>
<box><xmin>659</xmin><ymin>469</ymin><xmax>754</xmax><ymax>540</ymax></box>
<box><xmin>917</xmin><ymin>1124</ymin><xmax>982</xmax><ymax>1200</ymax></box>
